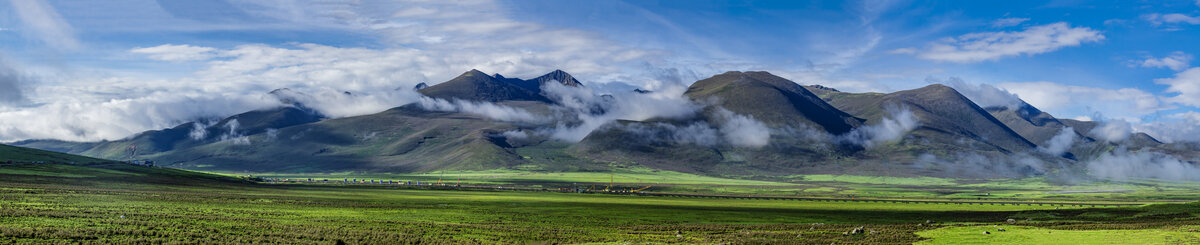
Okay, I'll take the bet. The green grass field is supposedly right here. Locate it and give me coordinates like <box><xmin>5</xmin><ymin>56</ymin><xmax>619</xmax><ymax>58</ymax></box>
<box><xmin>249</xmin><ymin>168</ymin><xmax>1200</xmax><ymax>204</ymax></box>
<box><xmin>2</xmin><ymin>163</ymin><xmax>1200</xmax><ymax>244</ymax></box>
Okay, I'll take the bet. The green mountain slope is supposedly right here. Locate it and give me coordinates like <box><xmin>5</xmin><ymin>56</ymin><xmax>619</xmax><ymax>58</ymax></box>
<box><xmin>0</xmin><ymin>144</ymin><xmax>110</xmax><ymax>163</ymax></box>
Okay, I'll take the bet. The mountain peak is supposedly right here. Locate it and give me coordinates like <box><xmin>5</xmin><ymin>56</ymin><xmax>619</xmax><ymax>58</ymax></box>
<box><xmin>685</xmin><ymin>70</ymin><xmax>862</xmax><ymax>134</ymax></box>
<box><xmin>463</xmin><ymin>69</ymin><xmax>488</xmax><ymax>77</ymax></box>
<box><xmin>419</xmin><ymin>69</ymin><xmax>550</xmax><ymax>102</ymax></box>
<box><xmin>533</xmin><ymin>69</ymin><xmax>582</xmax><ymax>87</ymax></box>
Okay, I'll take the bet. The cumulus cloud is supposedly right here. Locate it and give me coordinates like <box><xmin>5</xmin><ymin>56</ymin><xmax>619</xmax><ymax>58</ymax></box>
<box><xmin>997</xmin><ymin>81</ymin><xmax>1166</xmax><ymax>120</ymax></box>
<box><xmin>1155</xmin><ymin>67</ymin><xmax>1200</xmax><ymax>107</ymax></box>
<box><xmin>913</xmin><ymin>22</ymin><xmax>1104</xmax><ymax>63</ymax></box>
<box><xmin>1086</xmin><ymin>148</ymin><xmax>1200</xmax><ymax>181</ymax></box>
<box><xmin>1144</xmin><ymin>13</ymin><xmax>1200</xmax><ymax>26</ymax></box>
<box><xmin>1090</xmin><ymin>120</ymin><xmax>1132</xmax><ymax>143</ymax></box>
<box><xmin>130</xmin><ymin>44</ymin><xmax>220</xmax><ymax>62</ymax></box>
<box><xmin>1139</xmin><ymin>51</ymin><xmax>1192</xmax><ymax>71</ymax></box>
<box><xmin>1038</xmin><ymin>127</ymin><xmax>1076</xmax><ymax>155</ymax></box>
<box><xmin>840</xmin><ymin>105</ymin><xmax>920</xmax><ymax>148</ymax></box>
<box><xmin>7</xmin><ymin>0</ymin><xmax>79</xmax><ymax>50</ymax></box>
<box><xmin>991</xmin><ymin>17</ymin><xmax>1030</xmax><ymax>28</ymax></box>
<box><xmin>936</xmin><ymin>77</ymin><xmax>1025</xmax><ymax>109</ymax></box>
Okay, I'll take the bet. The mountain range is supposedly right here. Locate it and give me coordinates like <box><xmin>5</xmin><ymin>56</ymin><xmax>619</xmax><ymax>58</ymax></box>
<box><xmin>10</xmin><ymin>69</ymin><xmax>1197</xmax><ymax>179</ymax></box>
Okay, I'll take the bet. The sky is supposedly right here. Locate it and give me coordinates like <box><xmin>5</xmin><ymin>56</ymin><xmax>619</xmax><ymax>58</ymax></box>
<box><xmin>1</xmin><ymin>0</ymin><xmax>1200</xmax><ymax>143</ymax></box>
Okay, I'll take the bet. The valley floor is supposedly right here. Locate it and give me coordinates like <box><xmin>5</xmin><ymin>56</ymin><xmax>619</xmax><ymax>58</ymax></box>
<box><xmin>1</xmin><ymin>163</ymin><xmax>1199</xmax><ymax>244</ymax></box>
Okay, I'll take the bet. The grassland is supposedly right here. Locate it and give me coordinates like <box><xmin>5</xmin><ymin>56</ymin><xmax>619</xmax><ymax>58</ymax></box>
<box><xmin>249</xmin><ymin>168</ymin><xmax>1200</xmax><ymax>204</ymax></box>
<box><xmin>2</xmin><ymin>163</ymin><xmax>1199</xmax><ymax>244</ymax></box>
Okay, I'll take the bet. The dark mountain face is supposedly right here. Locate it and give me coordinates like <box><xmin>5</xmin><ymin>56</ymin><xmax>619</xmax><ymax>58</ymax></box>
<box><xmin>810</xmin><ymin>84</ymin><xmax>1036</xmax><ymax>153</ymax></box>
<box><xmin>1060</xmin><ymin>119</ymin><xmax>1163</xmax><ymax>149</ymax></box>
<box><xmin>418</xmin><ymin>69</ymin><xmax>584</xmax><ymax>103</ymax></box>
<box><xmin>418</xmin><ymin>69</ymin><xmax>549</xmax><ymax>102</ymax></box>
<box><xmin>531</xmin><ymin>69</ymin><xmax>583</xmax><ymax>87</ymax></box>
<box><xmin>684</xmin><ymin>71</ymin><xmax>862</xmax><ymax>134</ymax></box>
<box><xmin>985</xmin><ymin>103</ymin><xmax>1090</xmax><ymax>147</ymax></box>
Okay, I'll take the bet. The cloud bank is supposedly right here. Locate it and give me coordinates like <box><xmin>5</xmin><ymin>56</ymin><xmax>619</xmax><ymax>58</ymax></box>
<box><xmin>1087</xmin><ymin>148</ymin><xmax>1200</xmax><ymax>181</ymax></box>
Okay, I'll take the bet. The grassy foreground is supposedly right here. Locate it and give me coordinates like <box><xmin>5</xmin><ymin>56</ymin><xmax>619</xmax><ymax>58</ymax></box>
<box><xmin>2</xmin><ymin>163</ymin><xmax>1199</xmax><ymax>244</ymax></box>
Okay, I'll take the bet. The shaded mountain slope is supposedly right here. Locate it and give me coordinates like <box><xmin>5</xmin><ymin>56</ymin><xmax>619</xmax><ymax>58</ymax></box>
<box><xmin>419</xmin><ymin>69</ymin><xmax>584</xmax><ymax>103</ymax></box>
<box><xmin>684</xmin><ymin>71</ymin><xmax>862</xmax><ymax>134</ymax></box>
<box><xmin>14</xmin><ymin>106</ymin><xmax>323</xmax><ymax>160</ymax></box>
<box><xmin>147</xmin><ymin>105</ymin><xmax>530</xmax><ymax>173</ymax></box>
<box><xmin>809</xmin><ymin>84</ymin><xmax>1036</xmax><ymax>153</ymax></box>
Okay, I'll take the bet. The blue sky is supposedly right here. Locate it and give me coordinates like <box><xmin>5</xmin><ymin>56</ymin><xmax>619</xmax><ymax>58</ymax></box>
<box><xmin>1</xmin><ymin>0</ymin><xmax>1200</xmax><ymax>142</ymax></box>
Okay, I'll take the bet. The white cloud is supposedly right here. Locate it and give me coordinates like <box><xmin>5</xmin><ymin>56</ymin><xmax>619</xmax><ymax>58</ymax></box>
<box><xmin>130</xmin><ymin>44</ymin><xmax>220</xmax><ymax>62</ymax></box>
<box><xmin>997</xmin><ymin>81</ymin><xmax>1166</xmax><ymax>120</ymax></box>
<box><xmin>1144</xmin><ymin>13</ymin><xmax>1200</xmax><ymax>25</ymax></box>
<box><xmin>539</xmin><ymin>80</ymin><xmax>703</xmax><ymax>142</ymax></box>
<box><xmin>913</xmin><ymin>22</ymin><xmax>1104</xmax><ymax>63</ymax></box>
<box><xmin>1087</xmin><ymin>148</ymin><xmax>1200</xmax><ymax>181</ymax></box>
<box><xmin>1155</xmin><ymin>67</ymin><xmax>1200</xmax><ymax>107</ymax></box>
<box><xmin>1038</xmin><ymin>127</ymin><xmax>1076</xmax><ymax>155</ymax></box>
<box><xmin>1090</xmin><ymin>120</ymin><xmax>1132</xmax><ymax>143</ymax></box>
<box><xmin>7</xmin><ymin>0</ymin><xmax>79</xmax><ymax>50</ymax></box>
<box><xmin>714</xmin><ymin>108</ymin><xmax>770</xmax><ymax>148</ymax></box>
<box><xmin>1137</xmin><ymin>111</ymin><xmax>1200</xmax><ymax>143</ymax></box>
<box><xmin>1139</xmin><ymin>51</ymin><xmax>1193</xmax><ymax>71</ymax></box>
<box><xmin>839</xmin><ymin>105</ymin><xmax>919</xmax><ymax>148</ymax></box>
<box><xmin>416</xmin><ymin>97</ymin><xmax>546</xmax><ymax>124</ymax></box>
<box><xmin>991</xmin><ymin>17</ymin><xmax>1030</xmax><ymax>28</ymax></box>
<box><xmin>0</xmin><ymin>0</ymin><xmax>675</xmax><ymax>142</ymax></box>
<box><xmin>937</xmin><ymin>77</ymin><xmax>1025</xmax><ymax>109</ymax></box>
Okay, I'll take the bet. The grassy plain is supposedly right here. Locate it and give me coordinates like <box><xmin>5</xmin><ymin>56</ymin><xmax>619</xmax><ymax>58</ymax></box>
<box><xmin>252</xmin><ymin>169</ymin><xmax>1200</xmax><ymax>203</ymax></box>
<box><xmin>2</xmin><ymin>163</ymin><xmax>1199</xmax><ymax>244</ymax></box>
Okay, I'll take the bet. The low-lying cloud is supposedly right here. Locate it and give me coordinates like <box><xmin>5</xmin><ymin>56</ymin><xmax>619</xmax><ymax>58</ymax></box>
<box><xmin>937</xmin><ymin>77</ymin><xmax>1025</xmax><ymax>109</ymax></box>
<box><xmin>915</xmin><ymin>152</ymin><xmax>1051</xmax><ymax>178</ymax></box>
<box><xmin>417</xmin><ymin>97</ymin><xmax>547</xmax><ymax>124</ymax></box>
<box><xmin>538</xmin><ymin>80</ymin><xmax>704</xmax><ymax>142</ymax></box>
<box><xmin>840</xmin><ymin>105</ymin><xmax>919</xmax><ymax>148</ymax></box>
<box><xmin>1090</xmin><ymin>119</ymin><xmax>1132</xmax><ymax>143</ymax></box>
<box><xmin>1038</xmin><ymin>127</ymin><xmax>1076</xmax><ymax>155</ymax></box>
<box><xmin>1086</xmin><ymin>148</ymin><xmax>1200</xmax><ymax>181</ymax></box>
<box><xmin>713</xmin><ymin>108</ymin><xmax>771</xmax><ymax>148</ymax></box>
